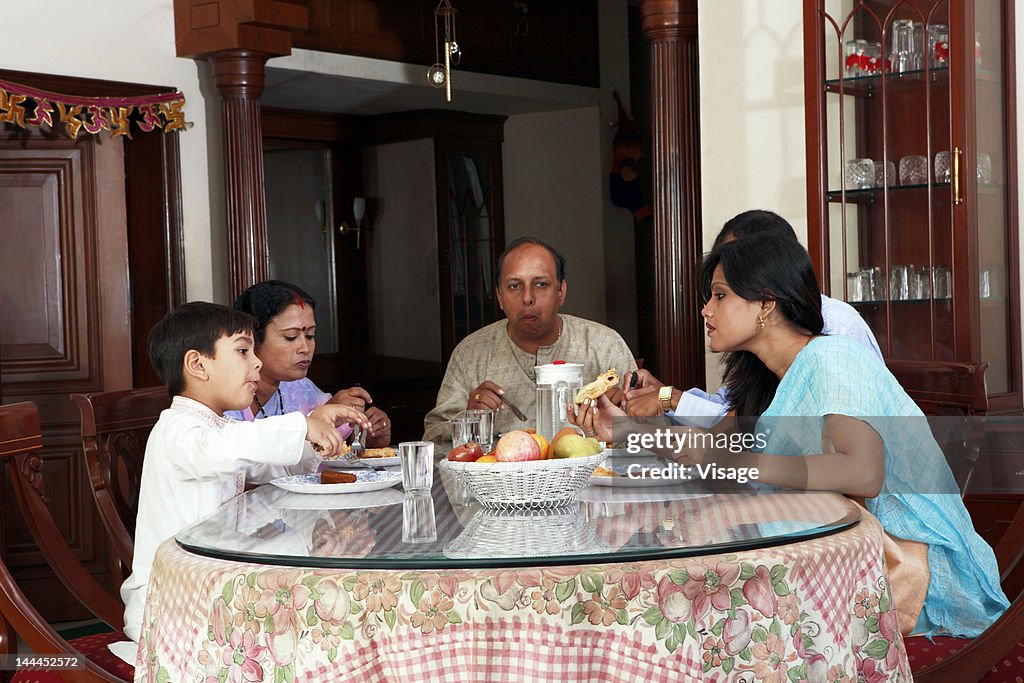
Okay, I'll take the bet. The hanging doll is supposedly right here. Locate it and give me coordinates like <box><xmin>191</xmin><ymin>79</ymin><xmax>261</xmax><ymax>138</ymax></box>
<box><xmin>609</xmin><ymin>91</ymin><xmax>652</xmax><ymax>222</ymax></box>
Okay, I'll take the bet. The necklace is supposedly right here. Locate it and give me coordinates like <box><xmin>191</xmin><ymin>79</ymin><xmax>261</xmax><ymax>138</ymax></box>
<box><xmin>253</xmin><ymin>388</ymin><xmax>284</xmax><ymax>419</ymax></box>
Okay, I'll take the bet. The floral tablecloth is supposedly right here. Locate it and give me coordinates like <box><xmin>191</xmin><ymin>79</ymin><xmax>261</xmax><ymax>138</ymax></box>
<box><xmin>135</xmin><ymin>502</ymin><xmax>909</xmax><ymax>682</ymax></box>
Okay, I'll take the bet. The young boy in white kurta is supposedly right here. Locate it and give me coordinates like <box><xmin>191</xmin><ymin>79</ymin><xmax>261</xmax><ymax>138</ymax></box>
<box><xmin>110</xmin><ymin>302</ymin><xmax>371</xmax><ymax>664</ymax></box>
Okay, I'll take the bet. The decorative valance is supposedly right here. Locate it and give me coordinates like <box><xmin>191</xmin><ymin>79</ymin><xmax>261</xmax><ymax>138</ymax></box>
<box><xmin>0</xmin><ymin>78</ymin><xmax>186</xmax><ymax>139</ymax></box>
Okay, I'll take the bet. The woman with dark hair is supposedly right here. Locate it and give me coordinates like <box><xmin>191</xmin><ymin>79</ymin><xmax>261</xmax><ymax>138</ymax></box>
<box><xmin>572</xmin><ymin>234</ymin><xmax>1007</xmax><ymax>639</ymax></box>
<box><xmin>227</xmin><ymin>280</ymin><xmax>390</xmax><ymax>447</ymax></box>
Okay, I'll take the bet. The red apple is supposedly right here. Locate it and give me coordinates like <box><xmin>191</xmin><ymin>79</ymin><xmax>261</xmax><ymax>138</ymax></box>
<box><xmin>494</xmin><ymin>430</ymin><xmax>542</xmax><ymax>462</ymax></box>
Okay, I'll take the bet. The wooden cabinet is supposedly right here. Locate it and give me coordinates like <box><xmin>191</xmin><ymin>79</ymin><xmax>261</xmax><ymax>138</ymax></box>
<box><xmin>293</xmin><ymin>0</ymin><xmax>599</xmax><ymax>87</ymax></box>
<box><xmin>803</xmin><ymin>0</ymin><xmax>1021</xmax><ymax>412</ymax></box>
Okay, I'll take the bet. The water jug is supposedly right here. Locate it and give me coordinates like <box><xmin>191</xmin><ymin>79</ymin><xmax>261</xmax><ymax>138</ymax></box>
<box><xmin>535</xmin><ymin>361</ymin><xmax>583</xmax><ymax>442</ymax></box>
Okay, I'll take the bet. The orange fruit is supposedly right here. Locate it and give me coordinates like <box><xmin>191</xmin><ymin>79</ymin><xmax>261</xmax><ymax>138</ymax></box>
<box><xmin>476</xmin><ymin>455</ymin><xmax>497</xmax><ymax>463</ymax></box>
<box><xmin>550</xmin><ymin>426</ymin><xmax>582</xmax><ymax>452</ymax></box>
<box><xmin>523</xmin><ymin>427</ymin><xmax>537</xmax><ymax>434</ymax></box>
<box><xmin>530</xmin><ymin>432</ymin><xmax>551</xmax><ymax>459</ymax></box>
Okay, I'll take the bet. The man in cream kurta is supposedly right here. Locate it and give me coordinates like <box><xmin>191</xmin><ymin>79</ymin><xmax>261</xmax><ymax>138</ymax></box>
<box><xmin>424</xmin><ymin>237</ymin><xmax>636</xmax><ymax>443</ymax></box>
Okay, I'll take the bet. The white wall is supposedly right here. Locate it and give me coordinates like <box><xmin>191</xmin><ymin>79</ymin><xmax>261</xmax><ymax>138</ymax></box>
<box><xmin>2</xmin><ymin>0</ymin><xmax>221</xmax><ymax>302</ymax></box>
<box><xmin>503</xmin><ymin>108</ymin><xmax>608</xmax><ymax>324</ymax></box>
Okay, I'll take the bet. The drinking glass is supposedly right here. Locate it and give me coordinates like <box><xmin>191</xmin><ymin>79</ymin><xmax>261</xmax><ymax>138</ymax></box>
<box><xmin>845</xmin><ymin>39</ymin><xmax>867</xmax><ymax>77</ymax></box>
<box><xmin>899</xmin><ymin>155</ymin><xmax>928</xmax><ymax>185</ymax></box>
<box><xmin>890</xmin><ymin>265</ymin><xmax>911</xmax><ymax>300</ymax></box>
<box><xmin>932</xmin><ymin>267</ymin><xmax>952</xmax><ymax>299</ymax></box>
<box><xmin>928</xmin><ymin>24</ymin><xmax>949</xmax><ymax>67</ymax></box>
<box><xmin>934</xmin><ymin>151</ymin><xmax>951</xmax><ymax>183</ymax></box>
<box><xmin>890</xmin><ymin>19</ymin><xmax>917</xmax><ymax>73</ymax></box>
<box><xmin>402</xmin><ymin>494</ymin><xmax>437</xmax><ymax>543</ymax></box>
<box><xmin>977</xmin><ymin>153</ymin><xmax>993</xmax><ymax>184</ymax></box>
<box><xmin>399</xmin><ymin>441</ymin><xmax>434</xmax><ymax>493</ymax></box>
<box><xmin>845</xmin><ymin>158</ymin><xmax>875</xmax><ymax>190</ymax></box>
<box><xmin>864</xmin><ymin>42</ymin><xmax>882</xmax><ymax>74</ymax></box>
<box><xmin>847</xmin><ymin>272</ymin><xmax>864</xmax><ymax>302</ymax></box>
<box><xmin>450</xmin><ymin>415</ymin><xmax>482</xmax><ymax>448</ymax></box>
<box><xmin>874</xmin><ymin>159</ymin><xmax>895</xmax><ymax>188</ymax></box>
<box><xmin>464</xmin><ymin>408</ymin><xmax>494</xmax><ymax>451</ymax></box>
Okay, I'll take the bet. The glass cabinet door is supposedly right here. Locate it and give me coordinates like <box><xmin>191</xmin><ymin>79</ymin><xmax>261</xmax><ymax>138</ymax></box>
<box><xmin>807</xmin><ymin>0</ymin><xmax>1019</xmax><ymax>406</ymax></box>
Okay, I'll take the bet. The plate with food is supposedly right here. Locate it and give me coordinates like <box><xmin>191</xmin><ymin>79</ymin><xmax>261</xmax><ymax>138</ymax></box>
<box><xmin>322</xmin><ymin>446</ymin><xmax>402</xmax><ymax>468</ymax></box>
<box><xmin>270</xmin><ymin>470</ymin><xmax>403</xmax><ymax>494</ymax></box>
<box><xmin>590</xmin><ymin>464</ymin><xmax>689</xmax><ymax>487</ymax></box>
<box><xmin>274</xmin><ymin>488</ymin><xmax>405</xmax><ymax>510</ymax></box>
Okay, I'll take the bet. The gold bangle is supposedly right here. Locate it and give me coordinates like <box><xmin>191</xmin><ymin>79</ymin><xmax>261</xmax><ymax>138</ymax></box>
<box><xmin>658</xmin><ymin>386</ymin><xmax>674</xmax><ymax>411</ymax></box>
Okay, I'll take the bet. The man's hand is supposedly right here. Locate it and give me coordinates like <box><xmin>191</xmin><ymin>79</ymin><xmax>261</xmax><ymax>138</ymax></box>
<box><xmin>624</xmin><ymin>369</ymin><xmax>663</xmax><ymax>392</ymax></box>
<box><xmin>328</xmin><ymin>386</ymin><xmax>373</xmax><ymax>411</ymax></box>
<box><xmin>364</xmin><ymin>407</ymin><xmax>392</xmax><ymax>447</ymax></box>
<box><xmin>467</xmin><ymin>380</ymin><xmax>506</xmax><ymax>413</ymax></box>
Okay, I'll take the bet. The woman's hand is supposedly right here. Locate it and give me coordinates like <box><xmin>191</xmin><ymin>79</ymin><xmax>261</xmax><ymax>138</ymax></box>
<box><xmin>364</xmin><ymin>407</ymin><xmax>392</xmax><ymax>447</ymax></box>
<box><xmin>329</xmin><ymin>386</ymin><xmax>373</xmax><ymax>411</ymax></box>
<box><xmin>566</xmin><ymin>394</ymin><xmax>624</xmax><ymax>442</ymax></box>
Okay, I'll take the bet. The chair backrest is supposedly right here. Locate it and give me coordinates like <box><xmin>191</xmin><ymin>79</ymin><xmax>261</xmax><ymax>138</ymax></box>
<box><xmin>0</xmin><ymin>401</ymin><xmax>127</xmax><ymax>681</ymax></box>
<box><xmin>887</xmin><ymin>359</ymin><xmax>990</xmax><ymax>496</ymax></box>
<box><xmin>72</xmin><ymin>387</ymin><xmax>169</xmax><ymax>573</ymax></box>
<box><xmin>886</xmin><ymin>359</ymin><xmax>990</xmax><ymax>416</ymax></box>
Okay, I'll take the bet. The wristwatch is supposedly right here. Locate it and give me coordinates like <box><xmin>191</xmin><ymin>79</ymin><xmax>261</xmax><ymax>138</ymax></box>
<box><xmin>658</xmin><ymin>385</ymin><xmax>674</xmax><ymax>412</ymax></box>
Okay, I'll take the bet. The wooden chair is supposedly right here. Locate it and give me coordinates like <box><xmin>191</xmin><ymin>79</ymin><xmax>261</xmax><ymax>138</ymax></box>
<box><xmin>0</xmin><ymin>401</ymin><xmax>132</xmax><ymax>681</ymax></box>
<box><xmin>887</xmin><ymin>359</ymin><xmax>990</xmax><ymax>495</ymax></box>
<box><xmin>71</xmin><ymin>387</ymin><xmax>169</xmax><ymax>575</ymax></box>
<box><xmin>906</xmin><ymin>477</ymin><xmax>1024</xmax><ymax>682</ymax></box>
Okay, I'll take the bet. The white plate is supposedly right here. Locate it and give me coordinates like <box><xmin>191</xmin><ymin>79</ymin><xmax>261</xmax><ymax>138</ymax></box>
<box><xmin>323</xmin><ymin>456</ymin><xmax>402</xmax><ymax>468</ymax></box>
<box><xmin>590</xmin><ymin>464</ymin><xmax>689</xmax><ymax>487</ymax></box>
<box><xmin>270</xmin><ymin>471</ymin><xmax>403</xmax><ymax>494</ymax></box>
<box><xmin>275</xmin><ymin>488</ymin><xmax>405</xmax><ymax>510</ymax></box>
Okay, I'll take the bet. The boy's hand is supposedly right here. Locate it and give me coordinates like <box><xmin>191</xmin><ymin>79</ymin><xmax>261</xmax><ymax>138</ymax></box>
<box><xmin>304</xmin><ymin>415</ymin><xmax>344</xmax><ymax>457</ymax></box>
<box><xmin>309</xmin><ymin>404</ymin><xmax>372</xmax><ymax>433</ymax></box>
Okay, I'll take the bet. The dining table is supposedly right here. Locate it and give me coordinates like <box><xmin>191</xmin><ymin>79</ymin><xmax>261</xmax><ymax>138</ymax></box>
<box><xmin>132</xmin><ymin>459</ymin><xmax>911</xmax><ymax>682</ymax></box>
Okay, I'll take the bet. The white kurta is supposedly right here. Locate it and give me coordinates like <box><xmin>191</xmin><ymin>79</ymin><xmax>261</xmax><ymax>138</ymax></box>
<box><xmin>112</xmin><ymin>396</ymin><xmax>317</xmax><ymax>663</ymax></box>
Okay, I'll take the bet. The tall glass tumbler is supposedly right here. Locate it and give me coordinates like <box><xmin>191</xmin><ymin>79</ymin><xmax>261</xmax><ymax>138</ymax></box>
<box><xmin>399</xmin><ymin>441</ymin><xmax>434</xmax><ymax>493</ymax></box>
<box><xmin>464</xmin><ymin>409</ymin><xmax>494</xmax><ymax>451</ymax></box>
<box><xmin>890</xmin><ymin>19</ymin><xmax>916</xmax><ymax>73</ymax></box>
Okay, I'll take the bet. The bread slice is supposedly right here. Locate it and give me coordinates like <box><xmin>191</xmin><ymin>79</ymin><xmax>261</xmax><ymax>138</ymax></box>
<box><xmin>574</xmin><ymin>368</ymin><xmax>619</xmax><ymax>404</ymax></box>
<box><xmin>320</xmin><ymin>470</ymin><xmax>357</xmax><ymax>484</ymax></box>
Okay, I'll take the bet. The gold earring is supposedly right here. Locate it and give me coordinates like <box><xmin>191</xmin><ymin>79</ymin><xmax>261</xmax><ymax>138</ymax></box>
<box><xmin>757</xmin><ymin>316</ymin><xmax>767</xmax><ymax>330</ymax></box>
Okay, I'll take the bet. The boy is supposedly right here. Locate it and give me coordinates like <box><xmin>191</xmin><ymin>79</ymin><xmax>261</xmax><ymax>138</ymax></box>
<box><xmin>111</xmin><ymin>302</ymin><xmax>370</xmax><ymax>663</ymax></box>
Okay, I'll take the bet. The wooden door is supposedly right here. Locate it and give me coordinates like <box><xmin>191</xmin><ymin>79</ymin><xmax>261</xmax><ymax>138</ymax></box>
<box><xmin>0</xmin><ymin>128</ymin><xmax>131</xmax><ymax>619</ymax></box>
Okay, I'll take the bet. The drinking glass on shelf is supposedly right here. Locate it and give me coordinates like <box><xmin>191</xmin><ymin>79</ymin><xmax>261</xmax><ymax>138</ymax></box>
<box><xmin>977</xmin><ymin>153</ymin><xmax>993</xmax><ymax>184</ymax></box>
<box><xmin>934</xmin><ymin>150</ymin><xmax>951</xmax><ymax>183</ymax></box>
<box><xmin>891</xmin><ymin>265</ymin><xmax>911</xmax><ymax>300</ymax></box>
<box><xmin>874</xmin><ymin>159</ymin><xmax>895</xmax><ymax>188</ymax></box>
<box><xmin>911</xmin><ymin>267</ymin><xmax>931</xmax><ymax>300</ymax></box>
<box><xmin>899</xmin><ymin>155</ymin><xmax>928</xmax><ymax>185</ymax></box>
<box><xmin>890</xmin><ymin>19</ymin><xmax>917</xmax><ymax>73</ymax></box>
<box><xmin>847</xmin><ymin>272</ymin><xmax>864</xmax><ymax>302</ymax></box>
<box><xmin>845</xmin><ymin>158</ymin><xmax>875</xmax><ymax>190</ymax></box>
<box><xmin>845</xmin><ymin>39</ymin><xmax>868</xmax><ymax>77</ymax></box>
<box><xmin>928</xmin><ymin>24</ymin><xmax>949</xmax><ymax>67</ymax></box>
<box><xmin>864</xmin><ymin>42</ymin><xmax>882</xmax><ymax>74</ymax></box>
<box><xmin>932</xmin><ymin>267</ymin><xmax>952</xmax><ymax>299</ymax></box>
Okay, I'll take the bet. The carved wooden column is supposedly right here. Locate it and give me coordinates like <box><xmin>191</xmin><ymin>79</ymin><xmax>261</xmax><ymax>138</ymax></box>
<box><xmin>211</xmin><ymin>50</ymin><xmax>270</xmax><ymax>297</ymax></box>
<box><xmin>641</xmin><ymin>0</ymin><xmax>704</xmax><ymax>390</ymax></box>
<box><xmin>173</xmin><ymin>0</ymin><xmax>308</xmax><ymax>299</ymax></box>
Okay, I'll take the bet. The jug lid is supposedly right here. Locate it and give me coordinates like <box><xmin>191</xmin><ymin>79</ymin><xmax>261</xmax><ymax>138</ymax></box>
<box><xmin>535</xmin><ymin>361</ymin><xmax>583</xmax><ymax>384</ymax></box>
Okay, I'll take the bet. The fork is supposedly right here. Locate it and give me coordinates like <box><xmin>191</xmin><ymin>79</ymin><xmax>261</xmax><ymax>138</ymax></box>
<box><xmin>349</xmin><ymin>424</ymin><xmax>365</xmax><ymax>460</ymax></box>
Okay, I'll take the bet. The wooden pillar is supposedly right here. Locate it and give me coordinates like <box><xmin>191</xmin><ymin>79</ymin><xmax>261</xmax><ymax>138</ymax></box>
<box><xmin>173</xmin><ymin>0</ymin><xmax>308</xmax><ymax>299</ymax></box>
<box><xmin>641</xmin><ymin>0</ymin><xmax>705</xmax><ymax>390</ymax></box>
<box><xmin>211</xmin><ymin>50</ymin><xmax>270</xmax><ymax>298</ymax></box>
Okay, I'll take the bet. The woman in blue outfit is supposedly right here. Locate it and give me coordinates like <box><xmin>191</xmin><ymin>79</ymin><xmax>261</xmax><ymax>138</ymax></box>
<box><xmin>573</xmin><ymin>220</ymin><xmax>1007</xmax><ymax>638</ymax></box>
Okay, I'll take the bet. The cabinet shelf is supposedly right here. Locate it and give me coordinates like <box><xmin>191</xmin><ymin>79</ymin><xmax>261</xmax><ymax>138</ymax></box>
<box><xmin>825</xmin><ymin>67</ymin><xmax>949</xmax><ymax>96</ymax></box>
<box><xmin>826</xmin><ymin>182</ymin><xmax>950</xmax><ymax>203</ymax></box>
<box><xmin>849</xmin><ymin>298</ymin><xmax>953</xmax><ymax>305</ymax></box>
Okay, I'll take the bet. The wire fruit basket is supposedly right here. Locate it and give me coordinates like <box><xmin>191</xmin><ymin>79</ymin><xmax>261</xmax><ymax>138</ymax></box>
<box><xmin>438</xmin><ymin>452</ymin><xmax>607</xmax><ymax>509</ymax></box>
<box><xmin>443</xmin><ymin>503</ymin><xmax>610</xmax><ymax>559</ymax></box>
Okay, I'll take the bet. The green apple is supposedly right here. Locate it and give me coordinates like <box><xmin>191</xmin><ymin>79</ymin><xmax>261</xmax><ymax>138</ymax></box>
<box><xmin>553</xmin><ymin>434</ymin><xmax>597</xmax><ymax>458</ymax></box>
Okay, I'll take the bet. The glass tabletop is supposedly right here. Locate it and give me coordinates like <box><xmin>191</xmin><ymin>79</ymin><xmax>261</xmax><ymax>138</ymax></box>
<box><xmin>176</xmin><ymin>463</ymin><xmax>861</xmax><ymax>569</ymax></box>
